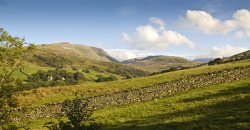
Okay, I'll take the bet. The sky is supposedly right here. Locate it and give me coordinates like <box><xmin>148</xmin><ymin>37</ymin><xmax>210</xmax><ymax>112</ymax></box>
<box><xmin>1</xmin><ymin>0</ymin><xmax>250</xmax><ymax>61</ymax></box>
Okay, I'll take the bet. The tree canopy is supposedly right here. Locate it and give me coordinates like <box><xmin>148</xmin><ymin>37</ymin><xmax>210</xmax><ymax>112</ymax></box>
<box><xmin>0</xmin><ymin>28</ymin><xmax>34</xmax><ymax>128</ymax></box>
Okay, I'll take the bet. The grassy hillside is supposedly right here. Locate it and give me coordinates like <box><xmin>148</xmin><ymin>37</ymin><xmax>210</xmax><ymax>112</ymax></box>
<box><xmin>123</xmin><ymin>55</ymin><xmax>199</xmax><ymax>72</ymax></box>
<box><xmin>93</xmin><ymin>78</ymin><xmax>250</xmax><ymax>130</ymax></box>
<box><xmin>17</xmin><ymin>76</ymin><xmax>250</xmax><ymax>130</ymax></box>
<box><xmin>30</xmin><ymin>42</ymin><xmax>118</xmax><ymax>66</ymax></box>
<box><xmin>12</xmin><ymin>43</ymin><xmax>149</xmax><ymax>83</ymax></box>
<box><xmin>15</xmin><ymin>59</ymin><xmax>250</xmax><ymax>107</ymax></box>
<box><xmin>209</xmin><ymin>50</ymin><xmax>250</xmax><ymax>65</ymax></box>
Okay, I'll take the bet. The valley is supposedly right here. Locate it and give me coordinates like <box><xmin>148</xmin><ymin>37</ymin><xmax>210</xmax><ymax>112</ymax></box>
<box><xmin>1</xmin><ymin>38</ymin><xmax>250</xmax><ymax>129</ymax></box>
<box><xmin>1</xmin><ymin>2</ymin><xmax>250</xmax><ymax>128</ymax></box>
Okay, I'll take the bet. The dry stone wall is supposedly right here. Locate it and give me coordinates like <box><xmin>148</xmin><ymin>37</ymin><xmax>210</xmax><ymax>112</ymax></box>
<box><xmin>87</xmin><ymin>66</ymin><xmax>250</xmax><ymax>109</ymax></box>
<box><xmin>15</xmin><ymin>66</ymin><xmax>250</xmax><ymax>121</ymax></box>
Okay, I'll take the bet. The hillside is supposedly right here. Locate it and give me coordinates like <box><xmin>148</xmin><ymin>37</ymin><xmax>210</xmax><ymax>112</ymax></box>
<box><xmin>93</xmin><ymin>78</ymin><xmax>250</xmax><ymax>130</ymax></box>
<box><xmin>14</xmin><ymin>59</ymin><xmax>250</xmax><ymax>129</ymax></box>
<box><xmin>13</xmin><ymin>43</ymin><xmax>149</xmax><ymax>83</ymax></box>
<box><xmin>16</xmin><ymin>59</ymin><xmax>250</xmax><ymax>107</ymax></box>
<box><xmin>29</xmin><ymin>42</ymin><xmax>118</xmax><ymax>67</ymax></box>
<box><xmin>209</xmin><ymin>50</ymin><xmax>250</xmax><ymax>65</ymax></box>
<box><xmin>122</xmin><ymin>55</ymin><xmax>200</xmax><ymax>72</ymax></box>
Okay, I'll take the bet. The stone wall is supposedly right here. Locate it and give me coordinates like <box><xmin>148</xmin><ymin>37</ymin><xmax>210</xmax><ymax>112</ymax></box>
<box><xmin>15</xmin><ymin>66</ymin><xmax>250</xmax><ymax>121</ymax></box>
<box><xmin>87</xmin><ymin>66</ymin><xmax>250</xmax><ymax>109</ymax></box>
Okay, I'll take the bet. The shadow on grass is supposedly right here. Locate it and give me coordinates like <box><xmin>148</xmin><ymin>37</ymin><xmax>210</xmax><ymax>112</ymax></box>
<box><xmin>181</xmin><ymin>84</ymin><xmax>250</xmax><ymax>103</ymax></box>
<box><xmin>103</xmin><ymin>84</ymin><xmax>250</xmax><ymax>130</ymax></box>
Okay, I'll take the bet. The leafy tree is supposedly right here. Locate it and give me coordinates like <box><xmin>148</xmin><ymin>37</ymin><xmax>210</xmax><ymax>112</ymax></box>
<box><xmin>44</xmin><ymin>94</ymin><xmax>100</xmax><ymax>130</ymax></box>
<box><xmin>24</xmin><ymin>69</ymin><xmax>87</xmax><ymax>89</ymax></box>
<box><xmin>0</xmin><ymin>28</ymin><xmax>34</xmax><ymax>128</ymax></box>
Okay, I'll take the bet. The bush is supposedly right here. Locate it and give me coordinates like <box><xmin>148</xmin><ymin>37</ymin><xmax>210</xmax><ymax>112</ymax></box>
<box><xmin>96</xmin><ymin>75</ymin><xmax>118</xmax><ymax>82</ymax></box>
<box><xmin>24</xmin><ymin>69</ymin><xmax>87</xmax><ymax>90</ymax></box>
<box><xmin>44</xmin><ymin>95</ymin><xmax>101</xmax><ymax>130</ymax></box>
<box><xmin>208</xmin><ymin>58</ymin><xmax>223</xmax><ymax>65</ymax></box>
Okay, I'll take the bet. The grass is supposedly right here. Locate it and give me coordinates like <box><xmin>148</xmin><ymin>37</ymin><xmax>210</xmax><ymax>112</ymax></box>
<box><xmin>16</xmin><ymin>59</ymin><xmax>250</xmax><ymax>107</ymax></box>
<box><xmin>18</xmin><ymin>77</ymin><xmax>250</xmax><ymax>129</ymax></box>
<box><xmin>12</xmin><ymin>62</ymin><xmax>122</xmax><ymax>81</ymax></box>
<box><xmin>93</xmin><ymin>78</ymin><xmax>250</xmax><ymax>130</ymax></box>
<box><xmin>12</xmin><ymin>62</ymin><xmax>53</xmax><ymax>80</ymax></box>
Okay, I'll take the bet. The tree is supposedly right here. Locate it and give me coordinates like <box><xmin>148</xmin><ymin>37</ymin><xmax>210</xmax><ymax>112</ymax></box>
<box><xmin>208</xmin><ymin>58</ymin><xmax>223</xmax><ymax>65</ymax></box>
<box><xmin>0</xmin><ymin>28</ymin><xmax>34</xmax><ymax>127</ymax></box>
<box><xmin>44</xmin><ymin>94</ymin><xmax>100</xmax><ymax>130</ymax></box>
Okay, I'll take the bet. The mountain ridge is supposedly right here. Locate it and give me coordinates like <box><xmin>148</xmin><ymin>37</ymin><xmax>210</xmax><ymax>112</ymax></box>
<box><xmin>29</xmin><ymin>42</ymin><xmax>119</xmax><ymax>67</ymax></box>
<box><xmin>122</xmin><ymin>55</ymin><xmax>200</xmax><ymax>72</ymax></box>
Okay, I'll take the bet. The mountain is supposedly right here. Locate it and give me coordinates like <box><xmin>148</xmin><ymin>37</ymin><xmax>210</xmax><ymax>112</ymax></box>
<box><xmin>28</xmin><ymin>42</ymin><xmax>118</xmax><ymax>67</ymax></box>
<box><xmin>209</xmin><ymin>50</ymin><xmax>250</xmax><ymax>65</ymax></box>
<box><xmin>193</xmin><ymin>58</ymin><xmax>214</xmax><ymax>63</ymax></box>
<box><xmin>122</xmin><ymin>55</ymin><xmax>200</xmax><ymax>72</ymax></box>
<box><xmin>20</xmin><ymin>42</ymin><xmax>149</xmax><ymax>81</ymax></box>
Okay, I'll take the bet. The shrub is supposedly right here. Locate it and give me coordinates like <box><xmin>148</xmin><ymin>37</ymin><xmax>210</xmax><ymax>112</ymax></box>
<box><xmin>44</xmin><ymin>95</ymin><xmax>101</xmax><ymax>130</ymax></box>
<box><xmin>24</xmin><ymin>69</ymin><xmax>87</xmax><ymax>90</ymax></box>
<box><xmin>95</xmin><ymin>75</ymin><xmax>118</xmax><ymax>82</ymax></box>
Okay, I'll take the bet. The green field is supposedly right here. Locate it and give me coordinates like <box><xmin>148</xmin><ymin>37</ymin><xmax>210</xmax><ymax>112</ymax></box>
<box><xmin>16</xmin><ymin>59</ymin><xmax>250</xmax><ymax>107</ymax></box>
<box><xmin>16</xmin><ymin>77</ymin><xmax>250</xmax><ymax>130</ymax></box>
<box><xmin>8</xmin><ymin>59</ymin><xmax>250</xmax><ymax>130</ymax></box>
<box><xmin>93</xmin><ymin>78</ymin><xmax>250</xmax><ymax>130</ymax></box>
<box><xmin>12</xmin><ymin>62</ymin><xmax>123</xmax><ymax>81</ymax></box>
<box><xmin>9</xmin><ymin>59</ymin><xmax>250</xmax><ymax>130</ymax></box>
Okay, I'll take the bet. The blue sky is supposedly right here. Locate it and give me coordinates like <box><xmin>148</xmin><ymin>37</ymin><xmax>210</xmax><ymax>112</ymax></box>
<box><xmin>1</xmin><ymin>0</ymin><xmax>250</xmax><ymax>61</ymax></box>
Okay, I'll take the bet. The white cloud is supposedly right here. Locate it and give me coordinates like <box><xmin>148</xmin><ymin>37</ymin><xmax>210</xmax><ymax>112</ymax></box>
<box><xmin>233</xmin><ymin>9</ymin><xmax>250</xmax><ymax>37</ymax></box>
<box><xmin>105</xmin><ymin>49</ymin><xmax>160</xmax><ymax>61</ymax></box>
<box><xmin>183</xmin><ymin>9</ymin><xmax>250</xmax><ymax>37</ymax></box>
<box><xmin>150</xmin><ymin>17</ymin><xmax>165</xmax><ymax>27</ymax></box>
<box><xmin>234</xmin><ymin>9</ymin><xmax>250</xmax><ymax>30</ymax></box>
<box><xmin>184</xmin><ymin>10</ymin><xmax>237</xmax><ymax>34</ymax></box>
<box><xmin>122</xmin><ymin>17</ymin><xmax>195</xmax><ymax>50</ymax></box>
<box><xmin>106</xmin><ymin>45</ymin><xmax>248</xmax><ymax>61</ymax></box>
<box><xmin>206</xmin><ymin>44</ymin><xmax>248</xmax><ymax>58</ymax></box>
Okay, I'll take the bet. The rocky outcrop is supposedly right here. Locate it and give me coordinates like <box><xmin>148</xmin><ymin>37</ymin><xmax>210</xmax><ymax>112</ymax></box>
<box><xmin>14</xmin><ymin>66</ymin><xmax>250</xmax><ymax>121</ymax></box>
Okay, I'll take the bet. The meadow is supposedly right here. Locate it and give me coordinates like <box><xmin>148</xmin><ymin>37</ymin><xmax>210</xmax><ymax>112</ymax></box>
<box><xmin>16</xmin><ymin>60</ymin><xmax>250</xmax><ymax>107</ymax></box>
<box><xmin>94</xmin><ymin>78</ymin><xmax>250</xmax><ymax>130</ymax></box>
<box><xmin>17</xmin><ymin>77</ymin><xmax>250</xmax><ymax>129</ymax></box>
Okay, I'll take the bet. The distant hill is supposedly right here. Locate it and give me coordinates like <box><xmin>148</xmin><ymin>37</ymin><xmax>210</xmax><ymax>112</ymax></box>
<box><xmin>122</xmin><ymin>55</ymin><xmax>200</xmax><ymax>72</ymax></box>
<box><xmin>20</xmin><ymin>42</ymin><xmax>149</xmax><ymax>81</ymax></box>
<box><xmin>209</xmin><ymin>50</ymin><xmax>250</xmax><ymax>65</ymax></box>
<box><xmin>193</xmin><ymin>58</ymin><xmax>214</xmax><ymax>63</ymax></box>
<box><xmin>28</xmin><ymin>42</ymin><xmax>118</xmax><ymax>66</ymax></box>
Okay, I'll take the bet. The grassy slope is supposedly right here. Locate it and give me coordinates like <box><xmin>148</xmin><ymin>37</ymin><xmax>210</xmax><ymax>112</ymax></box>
<box><xmin>123</xmin><ymin>56</ymin><xmax>199</xmax><ymax>72</ymax></box>
<box><xmin>209</xmin><ymin>50</ymin><xmax>250</xmax><ymax>64</ymax></box>
<box><xmin>12</xmin><ymin>62</ymin><xmax>53</xmax><ymax>80</ymax></box>
<box><xmin>15</xmin><ymin>43</ymin><xmax>148</xmax><ymax>82</ymax></box>
<box><xmin>93</xmin><ymin>78</ymin><xmax>250</xmax><ymax>130</ymax></box>
<box><xmin>16</xmin><ymin>60</ymin><xmax>250</xmax><ymax>107</ymax></box>
<box><xmin>32</xmin><ymin>42</ymin><xmax>118</xmax><ymax>64</ymax></box>
<box><xmin>12</xmin><ymin>62</ymin><xmax>123</xmax><ymax>81</ymax></box>
<box><xmin>19</xmin><ymin>76</ymin><xmax>250</xmax><ymax>130</ymax></box>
